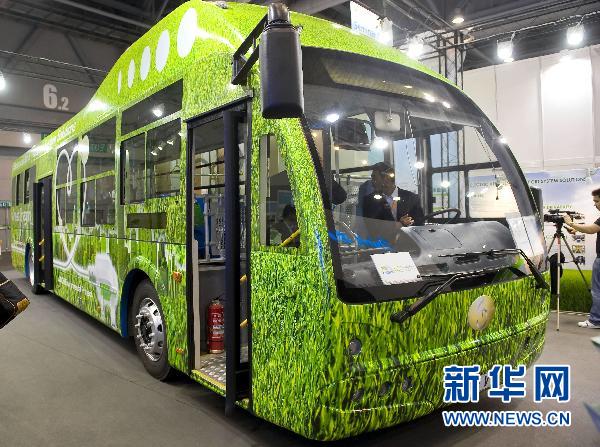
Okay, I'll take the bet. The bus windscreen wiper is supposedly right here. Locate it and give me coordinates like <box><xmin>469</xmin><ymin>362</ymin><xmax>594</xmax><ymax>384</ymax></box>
<box><xmin>438</xmin><ymin>248</ymin><xmax>548</xmax><ymax>291</ymax></box>
<box><xmin>391</xmin><ymin>249</ymin><xmax>548</xmax><ymax>326</ymax></box>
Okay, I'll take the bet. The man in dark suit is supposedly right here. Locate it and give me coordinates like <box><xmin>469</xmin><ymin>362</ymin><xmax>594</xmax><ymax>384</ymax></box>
<box><xmin>362</xmin><ymin>163</ymin><xmax>425</xmax><ymax>226</ymax></box>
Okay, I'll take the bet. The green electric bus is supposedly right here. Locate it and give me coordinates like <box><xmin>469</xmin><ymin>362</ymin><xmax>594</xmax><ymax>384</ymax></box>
<box><xmin>10</xmin><ymin>0</ymin><xmax>550</xmax><ymax>440</ymax></box>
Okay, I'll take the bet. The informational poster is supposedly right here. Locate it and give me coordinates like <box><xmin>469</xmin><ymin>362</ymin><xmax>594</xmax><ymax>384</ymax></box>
<box><xmin>525</xmin><ymin>169</ymin><xmax>600</xmax><ymax>270</ymax></box>
<box><xmin>350</xmin><ymin>2</ymin><xmax>382</xmax><ymax>41</ymax></box>
<box><xmin>467</xmin><ymin>169</ymin><xmax>598</xmax><ymax>271</ymax></box>
<box><xmin>468</xmin><ymin>174</ymin><xmax>520</xmax><ymax>218</ymax></box>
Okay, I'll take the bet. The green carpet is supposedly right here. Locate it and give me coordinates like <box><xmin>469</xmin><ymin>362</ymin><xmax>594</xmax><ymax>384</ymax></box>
<box><xmin>550</xmin><ymin>269</ymin><xmax>593</xmax><ymax>312</ymax></box>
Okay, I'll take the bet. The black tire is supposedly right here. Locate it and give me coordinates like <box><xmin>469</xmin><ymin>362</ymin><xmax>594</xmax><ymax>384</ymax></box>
<box><xmin>131</xmin><ymin>279</ymin><xmax>173</xmax><ymax>381</ymax></box>
<box><xmin>26</xmin><ymin>247</ymin><xmax>44</xmax><ymax>295</ymax></box>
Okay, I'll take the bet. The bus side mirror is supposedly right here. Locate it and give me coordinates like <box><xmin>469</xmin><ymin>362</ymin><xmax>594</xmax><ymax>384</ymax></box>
<box><xmin>259</xmin><ymin>3</ymin><xmax>304</xmax><ymax>119</ymax></box>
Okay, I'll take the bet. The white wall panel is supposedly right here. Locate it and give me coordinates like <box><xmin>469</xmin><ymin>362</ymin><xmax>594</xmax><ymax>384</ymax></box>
<box><xmin>495</xmin><ymin>58</ymin><xmax>543</xmax><ymax>169</ymax></box>
<box><xmin>463</xmin><ymin>67</ymin><xmax>497</xmax><ymax>164</ymax></box>
<box><xmin>463</xmin><ymin>67</ymin><xmax>497</xmax><ymax>123</ymax></box>
<box><xmin>591</xmin><ymin>45</ymin><xmax>600</xmax><ymax>163</ymax></box>
<box><xmin>540</xmin><ymin>48</ymin><xmax>593</xmax><ymax>169</ymax></box>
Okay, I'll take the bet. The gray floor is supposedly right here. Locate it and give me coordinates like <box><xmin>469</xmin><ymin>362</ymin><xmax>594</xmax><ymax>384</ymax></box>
<box><xmin>1</xmin><ymin>258</ymin><xmax>599</xmax><ymax>447</ymax></box>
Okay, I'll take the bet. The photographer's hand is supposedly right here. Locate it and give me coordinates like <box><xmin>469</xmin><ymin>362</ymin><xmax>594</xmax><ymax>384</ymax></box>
<box><xmin>563</xmin><ymin>214</ymin><xmax>573</xmax><ymax>226</ymax></box>
<box><xmin>563</xmin><ymin>215</ymin><xmax>600</xmax><ymax>235</ymax></box>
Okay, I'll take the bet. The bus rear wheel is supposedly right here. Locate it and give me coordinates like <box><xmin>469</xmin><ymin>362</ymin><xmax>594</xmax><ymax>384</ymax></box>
<box><xmin>131</xmin><ymin>279</ymin><xmax>173</xmax><ymax>381</ymax></box>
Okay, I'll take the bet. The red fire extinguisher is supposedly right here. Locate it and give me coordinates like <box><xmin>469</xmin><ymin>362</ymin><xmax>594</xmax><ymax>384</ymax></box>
<box><xmin>207</xmin><ymin>297</ymin><xmax>224</xmax><ymax>354</ymax></box>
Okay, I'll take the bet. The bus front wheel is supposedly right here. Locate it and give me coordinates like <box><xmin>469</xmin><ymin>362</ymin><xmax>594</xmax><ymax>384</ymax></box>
<box><xmin>27</xmin><ymin>247</ymin><xmax>43</xmax><ymax>294</ymax></box>
<box><xmin>131</xmin><ymin>280</ymin><xmax>173</xmax><ymax>381</ymax></box>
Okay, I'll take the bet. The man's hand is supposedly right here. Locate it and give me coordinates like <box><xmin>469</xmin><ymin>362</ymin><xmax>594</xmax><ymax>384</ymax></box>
<box><xmin>399</xmin><ymin>214</ymin><xmax>414</xmax><ymax>226</ymax></box>
<box><xmin>563</xmin><ymin>214</ymin><xmax>573</xmax><ymax>225</ymax></box>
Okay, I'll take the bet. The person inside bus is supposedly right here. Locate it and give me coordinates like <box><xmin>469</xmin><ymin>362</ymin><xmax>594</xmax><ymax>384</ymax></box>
<box><xmin>362</xmin><ymin>162</ymin><xmax>425</xmax><ymax>226</ymax></box>
<box><xmin>274</xmin><ymin>204</ymin><xmax>300</xmax><ymax>247</ymax></box>
<box><xmin>563</xmin><ymin>187</ymin><xmax>600</xmax><ymax>329</ymax></box>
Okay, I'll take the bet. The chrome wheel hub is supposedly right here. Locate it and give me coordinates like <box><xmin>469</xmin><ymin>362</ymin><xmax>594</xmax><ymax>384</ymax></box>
<box><xmin>135</xmin><ymin>297</ymin><xmax>165</xmax><ymax>362</ymax></box>
<box><xmin>28</xmin><ymin>250</ymin><xmax>34</xmax><ymax>286</ymax></box>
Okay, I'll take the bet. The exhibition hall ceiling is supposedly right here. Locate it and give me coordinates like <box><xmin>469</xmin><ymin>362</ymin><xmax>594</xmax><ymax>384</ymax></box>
<box><xmin>0</xmin><ymin>1</ymin><xmax>599</xmax><ymax>70</ymax></box>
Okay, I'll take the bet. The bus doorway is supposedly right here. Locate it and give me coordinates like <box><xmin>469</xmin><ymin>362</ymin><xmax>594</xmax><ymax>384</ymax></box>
<box><xmin>32</xmin><ymin>175</ymin><xmax>53</xmax><ymax>291</ymax></box>
<box><xmin>186</xmin><ymin>101</ymin><xmax>250</xmax><ymax>409</ymax></box>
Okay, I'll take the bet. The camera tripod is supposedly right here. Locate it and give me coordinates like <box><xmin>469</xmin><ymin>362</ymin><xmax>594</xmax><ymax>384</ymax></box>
<box><xmin>546</xmin><ymin>221</ymin><xmax>591</xmax><ymax>331</ymax></box>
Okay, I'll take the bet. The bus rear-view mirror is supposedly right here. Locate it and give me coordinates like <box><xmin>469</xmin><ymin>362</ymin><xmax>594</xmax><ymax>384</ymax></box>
<box><xmin>260</xmin><ymin>3</ymin><xmax>304</xmax><ymax>119</ymax></box>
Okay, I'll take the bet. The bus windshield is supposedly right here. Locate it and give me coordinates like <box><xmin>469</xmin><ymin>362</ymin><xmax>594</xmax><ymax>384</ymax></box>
<box><xmin>302</xmin><ymin>48</ymin><xmax>545</xmax><ymax>303</ymax></box>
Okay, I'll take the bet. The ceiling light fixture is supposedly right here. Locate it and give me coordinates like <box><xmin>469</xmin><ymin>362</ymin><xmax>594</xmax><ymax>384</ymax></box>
<box><xmin>451</xmin><ymin>14</ymin><xmax>464</xmax><ymax>25</ymax></box>
<box><xmin>378</xmin><ymin>17</ymin><xmax>394</xmax><ymax>45</ymax></box>
<box><xmin>372</xmin><ymin>136</ymin><xmax>389</xmax><ymax>150</ymax></box>
<box><xmin>0</xmin><ymin>71</ymin><xmax>6</xmax><ymax>91</ymax></box>
<box><xmin>566</xmin><ymin>23</ymin><xmax>584</xmax><ymax>47</ymax></box>
<box><xmin>497</xmin><ymin>37</ymin><xmax>514</xmax><ymax>63</ymax></box>
<box><xmin>326</xmin><ymin>112</ymin><xmax>340</xmax><ymax>123</ymax></box>
<box><xmin>407</xmin><ymin>37</ymin><xmax>424</xmax><ymax>60</ymax></box>
<box><xmin>23</xmin><ymin>133</ymin><xmax>32</xmax><ymax>144</ymax></box>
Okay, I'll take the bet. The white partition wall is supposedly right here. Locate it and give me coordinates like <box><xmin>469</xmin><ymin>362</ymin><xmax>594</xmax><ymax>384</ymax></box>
<box><xmin>591</xmin><ymin>45</ymin><xmax>600</xmax><ymax>163</ymax></box>
<box><xmin>463</xmin><ymin>44</ymin><xmax>599</xmax><ymax>172</ymax></box>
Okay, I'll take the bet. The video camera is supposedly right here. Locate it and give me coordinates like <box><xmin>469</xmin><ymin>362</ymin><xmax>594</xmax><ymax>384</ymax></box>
<box><xmin>543</xmin><ymin>209</ymin><xmax>583</xmax><ymax>225</ymax></box>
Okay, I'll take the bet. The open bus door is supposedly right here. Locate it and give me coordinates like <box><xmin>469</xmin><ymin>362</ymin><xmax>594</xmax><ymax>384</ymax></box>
<box><xmin>187</xmin><ymin>100</ymin><xmax>250</xmax><ymax>413</ymax></box>
<box><xmin>32</xmin><ymin>176</ymin><xmax>53</xmax><ymax>291</ymax></box>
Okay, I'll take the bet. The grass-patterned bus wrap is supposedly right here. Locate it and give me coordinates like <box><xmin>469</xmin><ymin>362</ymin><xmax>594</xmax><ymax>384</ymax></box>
<box><xmin>10</xmin><ymin>1</ymin><xmax>550</xmax><ymax>440</ymax></box>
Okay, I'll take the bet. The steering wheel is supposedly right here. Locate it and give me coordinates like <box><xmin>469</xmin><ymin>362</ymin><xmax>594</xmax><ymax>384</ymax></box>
<box><xmin>422</xmin><ymin>208</ymin><xmax>461</xmax><ymax>224</ymax></box>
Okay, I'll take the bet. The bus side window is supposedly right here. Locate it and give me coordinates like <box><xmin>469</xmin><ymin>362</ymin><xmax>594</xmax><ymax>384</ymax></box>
<box><xmin>121</xmin><ymin>81</ymin><xmax>182</xmax><ymax>136</ymax></box>
<box><xmin>96</xmin><ymin>176</ymin><xmax>115</xmax><ymax>225</ymax></box>
<box><xmin>122</xmin><ymin>134</ymin><xmax>146</xmax><ymax>204</ymax></box>
<box><xmin>86</xmin><ymin>117</ymin><xmax>116</xmax><ymax>177</ymax></box>
<box><xmin>81</xmin><ymin>181</ymin><xmax>95</xmax><ymax>227</ymax></box>
<box><xmin>259</xmin><ymin>135</ymin><xmax>299</xmax><ymax>248</ymax></box>
<box><xmin>146</xmin><ymin>119</ymin><xmax>181</xmax><ymax>199</ymax></box>
<box><xmin>23</xmin><ymin>169</ymin><xmax>30</xmax><ymax>204</ymax></box>
<box><xmin>15</xmin><ymin>174</ymin><xmax>21</xmax><ymax>206</ymax></box>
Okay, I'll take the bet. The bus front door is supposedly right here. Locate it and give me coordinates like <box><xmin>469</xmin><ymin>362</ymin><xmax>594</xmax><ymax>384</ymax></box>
<box><xmin>32</xmin><ymin>176</ymin><xmax>53</xmax><ymax>290</ymax></box>
<box><xmin>187</xmin><ymin>100</ymin><xmax>250</xmax><ymax>413</ymax></box>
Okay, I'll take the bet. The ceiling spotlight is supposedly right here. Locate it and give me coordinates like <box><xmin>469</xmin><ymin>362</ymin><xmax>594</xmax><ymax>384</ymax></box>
<box><xmin>566</xmin><ymin>23</ymin><xmax>584</xmax><ymax>46</ymax></box>
<box><xmin>442</xmin><ymin>101</ymin><xmax>452</xmax><ymax>109</ymax></box>
<box><xmin>497</xmin><ymin>39</ymin><xmax>514</xmax><ymax>62</ymax></box>
<box><xmin>23</xmin><ymin>133</ymin><xmax>32</xmax><ymax>144</ymax></box>
<box><xmin>407</xmin><ymin>37</ymin><xmax>424</xmax><ymax>60</ymax></box>
<box><xmin>424</xmin><ymin>92</ymin><xmax>436</xmax><ymax>102</ymax></box>
<box><xmin>452</xmin><ymin>15</ymin><xmax>464</xmax><ymax>25</ymax></box>
<box><xmin>0</xmin><ymin>71</ymin><xmax>5</xmax><ymax>91</ymax></box>
<box><xmin>326</xmin><ymin>112</ymin><xmax>340</xmax><ymax>123</ymax></box>
<box><xmin>378</xmin><ymin>17</ymin><xmax>393</xmax><ymax>45</ymax></box>
<box><xmin>372</xmin><ymin>136</ymin><xmax>389</xmax><ymax>150</ymax></box>
<box><xmin>499</xmin><ymin>136</ymin><xmax>508</xmax><ymax>144</ymax></box>
<box><xmin>414</xmin><ymin>161</ymin><xmax>425</xmax><ymax>169</ymax></box>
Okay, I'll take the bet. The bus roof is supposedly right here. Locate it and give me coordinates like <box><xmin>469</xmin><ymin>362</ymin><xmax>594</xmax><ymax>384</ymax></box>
<box><xmin>12</xmin><ymin>0</ymin><xmax>453</xmax><ymax>175</ymax></box>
